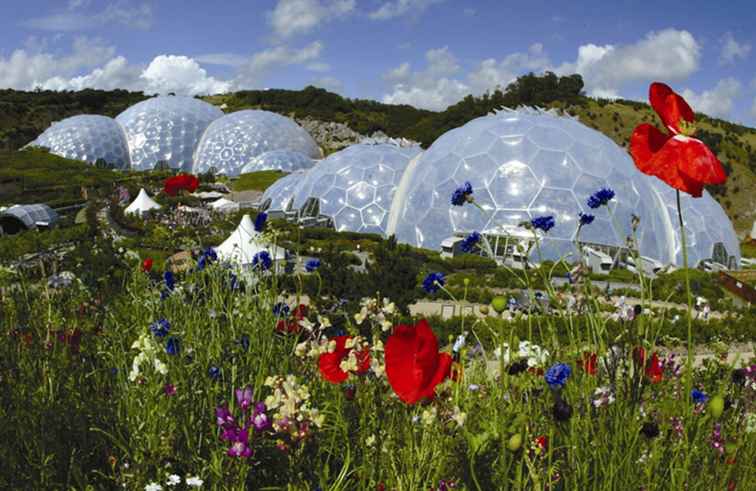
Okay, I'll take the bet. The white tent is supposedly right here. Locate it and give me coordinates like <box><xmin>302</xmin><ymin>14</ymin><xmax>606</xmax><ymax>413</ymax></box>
<box><xmin>215</xmin><ymin>214</ymin><xmax>286</xmax><ymax>266</ymax></box>
<box><xmin>125</xmin><ymin>188</ymin><xmax>161</xmax><ymax>215</ymax></box>
<box><xmin>750</xmin><ymin>220</ymin><xmax>756</xmax><ymax>240</ymax></box>
<box><xmin>192</xmin><ymin>191</ymin><xmax>226</xmax><ymax>200</ymax></box>
<box><xmin>209</xmin><ymin>197</ymin><xmax>241</xmax><ymax>213</ymax></box>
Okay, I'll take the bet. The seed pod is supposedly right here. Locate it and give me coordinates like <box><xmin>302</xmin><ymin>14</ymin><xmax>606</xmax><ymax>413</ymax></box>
<box><xmin>709</xmin><ymin>395</ymin><xmax>725</xmax><ymax>419</ymax></box>
<box><xmin>508</xmin><ymin>433</ymin><xmax>522</xmax><ymax>451</ymax></box>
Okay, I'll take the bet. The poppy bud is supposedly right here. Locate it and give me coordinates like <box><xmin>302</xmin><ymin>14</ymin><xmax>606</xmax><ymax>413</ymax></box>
<box><xmin>552</xmin><ymin>399</ymin><xmax>572</xmax><ymax>422</ymax></box>
<box><xmin>507</xmin><ymin>433</ymin><xmax>522</xmax><ymax>451</ymax></box>
<box><xmin>491</xmin><ymin>296</ymin><xmax>507</xmax><ymax>313</ymax></box>
<box><xmin>640</xmin><ymin>421</ymin><xmax>659</xmax><ymax>439</ymax></box>
<box><xmin>709</xmin><ymin>395</ymin><xmax>725</xmax><ymax>419</ymax></box>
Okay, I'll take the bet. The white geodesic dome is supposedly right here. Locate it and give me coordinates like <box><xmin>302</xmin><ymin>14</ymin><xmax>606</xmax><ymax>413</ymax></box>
<box><xmin>291</xmin><ymin>143</ymin><xmax>422</xmax><ymax>235</ymax></box>
<box><xmin>27</xmin><ymin>115</ymin><xmax>131</xmax><ymax>169</ymax></box>
<box><xmin>240</xmin><ymin>150</ymin><xmax>315</xmax><ymax>174</ymax></box>
<box><xmin>192</xmin><ymin>110</ymin><xmax>321</xmax><ymax>176</ymax></box>
<box><xmin>646</xmin><ymin>180</ymin><xmax>740</xmax><ymax>268</ymax></box>
<box><xmin>386</xmin><ymin>108</ymin><xmax>685</xmax><ymax>264</ymax></box>
<box><xmin>260</xmin><ymin>171</ymin><xmax>307</xmax><ymax>213</ymax></box>
<box><xmin>115</xmin><ymin>96</ymin><xmax>223</xmax><ymax>171</ymax></box>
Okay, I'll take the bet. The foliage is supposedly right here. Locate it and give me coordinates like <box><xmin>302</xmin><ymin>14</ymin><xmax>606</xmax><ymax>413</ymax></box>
<box><xmin>232</xmin><ymin>170</ymin><xmax>288</xmax><ymax>192</ymax></box>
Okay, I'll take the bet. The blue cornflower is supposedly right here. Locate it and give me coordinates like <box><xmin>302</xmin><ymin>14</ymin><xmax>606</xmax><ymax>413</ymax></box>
<box><xmin>254</xmin><ymin>212</ymin><xmax>268</xmax><ymax>232</ymax></box>
<box><xmin>531</xmin><ymin>215</ymin><xmax>556</xmax><ymax>233</ymax></box>
<box><xmin>149</xmin><ymin>318</ymin><xmax>170</xmax><ymax>338</ymax></box>
<box><xmin>252</xmin><ymin>251</ymin><xmax>272</xmax><ymax>271</ymax></box>
<box><xmin>545</xmin><ymin>363</ymin><xmax>572</xmax><ymax>389</ymax></box>
<box><xmin>208</xmin><ymin>366</ymin><xmax>221</xmax><ymax>380</ymax></box>
<box><xmin>460</xmin><ymin>231</ymin><xmax>481</xmax><ymax>253</ymax></box>
<box><xmin>229</xmin><ymin>272</ymin><xmax>240</xmax><ymax>290</ymax></box>
<box><xmin>197</xmin><ymin>247</ymin><xmax>217</xmax><ymax>271</ymax></box>
<box><xmin>273</xmin><ymin>302</ymin><xmax>290</xmax><ymax>317</ymax></box>
<box><xmin>579</xmin><ymin>212</ymin><xmax>595</xmax><ymax>226</ymax></box>
<box><xmin>587</xmin><ymin>188</ymin><xmax>615</xmax><ymax>209</ymax></box>
<box><xmin>239</xmin><ymin>334</ymin><xmax>250</xmax><ymax>353</ymax></box>
<box><xmin>305</xmin><ymin>258</ymin><xmax>321</xmax><ymax>273</ymax></box>
<box><xmin>422</xmin><ymin>272</ymin><xmax>445</xmax><ymax>294</ymax></box>
<box><xmin>165</xmin><ymin>337</ymin><xmax>181</xmax><ymax>356</ymax></box>
<box><xmin>691</xmin><ymin>389</ymin><xmax>708</xmax><ymax>404</ymax></box>
<box><xmin>164</xmin><ymin>271</ymin><xmax>175</xmax><ymax>291</ymax></box>
<box><xmin>451</xmin><ymin>181</ymin><xmax>473</xmax><ymax>206</ymax></box>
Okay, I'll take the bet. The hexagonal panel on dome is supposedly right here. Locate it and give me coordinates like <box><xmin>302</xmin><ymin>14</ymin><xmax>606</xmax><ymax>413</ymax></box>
<box><xmin>260</xmin><ymin>171</ymin><xmax>306</xmax><ymax>212</ymax></box>
<box><xmin>193</xmin><ymin>110</ymin><xmax>320</xmax><ymax>176</ymax></box>
<box><xmin>529</xmin><ymin>150</ymin><xmax>579</xmax><ymax>189</ymax></box>
<box><xmin>28</xmin><ymin>115</ymin><xmax>131</xmax><ymax>169</ymax></box>
<box><xmin>290</xmin><ymin>143</ymin><xmax>421</xmax><ymax>235</ymax></box>
<box><xmin>529</xmin><ymin>187</ymin><xmax>581</xmax><ymax>240</ymax></box>
<box><xmin>116</xmin><ymin>96</ymin><xmax>223</xmax><ymax>171</ymax></box>
<box><xmin>240</xmin><ymin>150</ymin><xmax>315</xmax><ymax>174</ymax></box>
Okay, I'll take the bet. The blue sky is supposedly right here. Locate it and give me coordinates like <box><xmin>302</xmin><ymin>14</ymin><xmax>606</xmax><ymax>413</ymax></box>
<box><xmin>1</xmin><ymin>0</ymin><xmax>754</xmax><ymax>125</ymax></box>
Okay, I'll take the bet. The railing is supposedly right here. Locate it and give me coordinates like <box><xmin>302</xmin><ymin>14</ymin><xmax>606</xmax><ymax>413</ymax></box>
<box><xmin>718</xmin><ymin>271</ymin><xmax>756</xmax><ymax>303</ymax></box>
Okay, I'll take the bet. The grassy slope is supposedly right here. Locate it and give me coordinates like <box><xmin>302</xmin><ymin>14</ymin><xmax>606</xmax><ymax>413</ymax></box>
<box><xmin>232</xmin><ymin>170</ymin><xmax>288</xmax><ymax>192</ymax></box>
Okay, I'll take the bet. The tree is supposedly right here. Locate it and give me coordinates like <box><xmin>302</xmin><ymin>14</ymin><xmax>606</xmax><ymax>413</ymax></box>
<box><xmin>366</xmin><ymin>235</ymin><xmax>421</xmax><ymax>314</ymax></box>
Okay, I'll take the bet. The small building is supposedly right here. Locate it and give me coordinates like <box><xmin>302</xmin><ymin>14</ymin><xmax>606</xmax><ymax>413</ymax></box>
<box><xmin>625</xmin><ymin>255</ymin><xmax>664</xmax><ymax>277</ymax></box>
<box><xmin>582</xmin><ymin>246</ymin><xmax>613</xmax><ymax>275</ymax></box>
<box><xmin>440</xmin><ymin>236</ymin><xmax>465</xmax><ymax>259</ymax></box>
<box><xmin>0</xmin><ymin>204</ymin><xmax>59</xmax><ymax>235</ymax></box>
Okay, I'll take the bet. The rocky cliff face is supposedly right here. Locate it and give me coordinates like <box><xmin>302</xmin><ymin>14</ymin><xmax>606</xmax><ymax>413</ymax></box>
<box><xmin>295</xmin><ymin>117</ymin><xmax>419</xmax><ymax>153</ymax></box>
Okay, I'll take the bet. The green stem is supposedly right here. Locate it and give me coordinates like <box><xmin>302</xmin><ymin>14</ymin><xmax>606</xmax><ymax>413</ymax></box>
<box><xmin>676</xmin><ymin>191</ymin><xmax>694</xmax><ymax>405</ymax></box>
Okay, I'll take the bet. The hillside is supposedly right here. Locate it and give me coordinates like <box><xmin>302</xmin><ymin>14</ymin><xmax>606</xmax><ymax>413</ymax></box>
<box><xmin>1</xmin><ymin>73</ymin><xmax>754</xmax><ymax>234</ymax></box>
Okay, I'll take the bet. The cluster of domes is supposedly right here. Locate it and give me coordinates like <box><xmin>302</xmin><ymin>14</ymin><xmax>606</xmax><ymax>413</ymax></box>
<box><xmin>28</xmin><ymin>97</ymin><xmax>319</xmax><ymax>176</ymax></box>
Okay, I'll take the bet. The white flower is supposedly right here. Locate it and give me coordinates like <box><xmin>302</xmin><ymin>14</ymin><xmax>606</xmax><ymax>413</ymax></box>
<box><xmin>166</xmin><ymin>474</ymin><xmax>181</xmax><ymax>486</ymax></box>
<box><xmin>185</xmin><ymin>476</ymin><xmax>204</xmax><ymax>487</ymax></box>
<box><xmin>365</xmin><ymin>434</ymin><xmax>376</xmax><ymax>447</ymax></box>
<box><xmin>145</xmin><ymin>483</ymin><xmax>163</xmax><ymax>491</ymax></box>
<box><xmin>154</xmin><ymin>358</ymin><xmax>168</xmax><ymax>375</ymax></box>
<box><xmin>451</xmin><ymin>406</ymin><xmax>467</xmax><ymax>427</ymax></box>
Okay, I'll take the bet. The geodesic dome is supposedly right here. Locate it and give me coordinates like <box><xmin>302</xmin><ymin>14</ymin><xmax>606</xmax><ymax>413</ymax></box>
<box><xmin>193</xmin><ymin>110</ymin><xmax>321</xmax><ymax>176</ymax></box>
<box><xmin>387</xmin><ymin>108</ymin><xmax>676</xmax><ymax>264</ymax></box>
<box><xmin>0</xmin><ymin>204</ymin><xmax>59</xmax><ymax>234</ymax></box>
<box><xmin>291</xmin><ymin>143</ymin><xmax>422</xmax><ymax>235</ymax></box>
<box><xmin>646</xmin><ymin>180</ymin><xmax>740</xmax><ymax>268</ymax></box>
<box><xmin>260</xmin><ymin>171</ymin><xmax>307</xmax><ymax>213</ymax></box>
<box><xmin>27</xmin><ymin>115</ymin><xmax>131</xmax><ymax>169</ymax></box>
<box><xmin>116</xmin><ymin>96</ymin><xmax>223</xmax><ymax>171</ymax></box>
<box><xmin>240</xmin><ymin>150</ymin><xmax>315</xmax><ymax>174</ymax></box>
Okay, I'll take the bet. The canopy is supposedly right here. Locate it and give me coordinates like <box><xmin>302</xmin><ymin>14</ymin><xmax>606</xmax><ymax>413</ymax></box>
<box><xmin>192</xmin><ymin>191</ymin><xmax>225</xmax><ymax>200</ymax></box>
<box><xmin>209</xmin><ymin>197</ymin><xmax>240</xmax><ymax>213</ymax></box>
<box><xmin>0</xmin><ymin>204</ymin><xmax>59</xmax><ymax>234</ymax></box>
<box><xmin>125</xmin><ymin>188</ymin><xmax>161</xmax><ymax>215</ymax></box>
<box><xmin>215</xmin><ymin>214</ymin><xmax>286</xmax><ymax>265</ymax></box>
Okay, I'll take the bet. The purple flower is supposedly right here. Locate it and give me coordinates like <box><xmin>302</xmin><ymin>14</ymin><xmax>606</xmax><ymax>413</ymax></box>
<box><xmin>422</xmin><ymin>272</ymin><xmax>445</xmax><ymax>294</ymax></box>
<box><xmin>163</xmin><ymin>383</ymin><xmax>176</xmax><ymax>396</ymax></box>
<box><xmin>531</xmin><ymin>215</ymin><xmax>555</xmax><ymax>233</ymax></box>
<box><xmin>578</xmin><ymin>212</ymin><xmax>595</xmax><ymax>226</ymax></box>
<box><xmin>587</xmin><ymin>188</ymin><xmax>615</xmax><ymax>209</ymax></box>
<box><xmin>165</xmin><ymin>337</ymin><xmax>181</xmax><ymax>356</ymax></box>
<box><xmin>252</xmin><ymin>251</ymin><xmax>272</xmax><ymax>271</ymax></box>
<box><xmin>254</xmin><ymin>212</ymin><xmax>268</xmax><ymax>232</ymax></box>
<box><xmin>451</xmin><ymin>181</ymin><xmax>473</xmax><ymax>206</ymax></box>
<box><xmin>251</xmin><ymin>403</ymin><xmax>271</xmax><ymax>431</ymax></box>
<box><xmin>305</xmin><ymin>258</ymin><xmax>321</xmax><ymax>272</ymax></box>
<box><xmin>460</xmin><ymin>231</ymin><xmax>481</xmax><ymax>253</ymax></box>
<box><xmin>273</xmin><ymin>302</ymin><xmax>290</xmax><ymax>317</ymax></box>
<box><xmin>150</xmin><ymin>318</ymin><xmax>170</xmax><ymax>338</ymax></box>
<box><xmin>227</xmin><ymin>427</ymin><xmax>253</xmax><ymax>458</ymax></box>
<box><xmin>216</xmin><ymin>404</ymin><xmax>235</xmax><ymax>429</ymax></box>
<box><xmin>235</xmin><ymin>385</ymin><xmax>254</xmax><ymax>412</ymax></box>
<box><xmin>197</xmin><ymin>247</ymin><xmax>217</xmax><ymax>271</ymax></box>
<box><xmin>545</xmin><ymin>363</ymin><xmax>572</xmax><ymax>389</ymax></box>
<box><xmin>239</xmin><ymin>334</ymin><xmax>250</xmax><ymax>352</ymax></box>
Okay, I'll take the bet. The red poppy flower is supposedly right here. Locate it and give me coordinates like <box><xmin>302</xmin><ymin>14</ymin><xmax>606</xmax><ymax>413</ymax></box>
<box><xmin>142</xmin><ymin>258</ymin><xmax>153</xmax><ymax>272</ymax></box>
<box><xmin>163</xmin><ymin>174</ymin><xmax>200</xmax><ymax>197</ymax></box>
<box><xmin>385</xmin><ymin>319</ymin><xmax>452</xmax><ymax>404</ymax></box>
<box><xmin>534</xmin><ymin>435</ymin><xmax>548</xmax><ymax>451</ymax></box>
<box><xmin>629</xmin><ymin>82</ymin><xmax>726</xmax><ymax>197</ymax></box>
<box><xmin>578</xmin><ymin>351</ymin><xmax>597</xmax><ymax>376</ymax></box>
<box><xmin>318</xmin><ymin>335</ymin><xmax>371</xmax><ymax>384</ymax></box>
<box><xmin>275</xmin><ymin>304</ymin><xmax>308</xmax><ymax>334</ymax></box>
<box><xmin>645</xmin><ymin>352</ymin><xmax>663</xmax><ymax>384</ymax></box>
<box><xmin>633</xmin><ymin>346</ymin><xmax>646</xmax><ymax>366</ymax></box>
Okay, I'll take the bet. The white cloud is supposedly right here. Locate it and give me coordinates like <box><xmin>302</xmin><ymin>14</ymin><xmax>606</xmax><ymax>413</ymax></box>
<box><xmin>720</xmin><ymin>32</ymin><xmax>751</xmax><ymax>65</ymax></box>
<box><xmin>0</xmin><ymin>36</ymin><xmax>115</xmax><ymax>89</ymax></box>
<box><xmin>267</xmin><ymin>0</ymin><xmax>354</xmax><ymax>38</ymax></box>
<box><xmin>369</xmin><ymin>0</ymin><xmax>444</xmax><ymax>20</ymax></box>
<box><xmin>557</xmin><ymin>29</ymin><xmax>701</xmax><ymax>97</ymax></box>
<box><xmin>23</xmin><ymin>1</ymin><xmax>153</xmax><ymax>31</ymax></box>
<box><xmin>382</xmin><ymin>44</ymin><xmax>550</xmax><ymax>111</ymax></box>
<box><xmin>311</xmin><ymin>76</ymin><xmax>343</xmax><ymax>93</ymax></box>
<box><xmin>140</xmin><ymin>55</ymin><xmax>231</xmax><ymax>95</ymax></box>
<box><xmin>194</xmin><ymin>53</ymin><xmax>248</xmax><ymax>67</ymax></box>
<box><xmin>234</xmin><ymin>42</ymin><xmax>324</xmax><ymax>88</ymax></box>
<box><xmin>681</xmin><ymin>78</ymin><xmax>742</xmax><ymax>118</ymax></box>
<box><xmin>306</xmin><ymin>61</ymin><xmax>331</xmax><ymax>72</ymax></box>
<box><xmin>42</xmin><ymin>56</ymin><xmax>141</xmax><ymax>91</ymax></box>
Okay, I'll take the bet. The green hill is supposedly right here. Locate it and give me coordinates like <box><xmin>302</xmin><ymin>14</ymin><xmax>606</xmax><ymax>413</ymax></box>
<box><xmin>1</xmin><ymin>73</ymin><xmax>754</xmax><ymax>234</ymax></box>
